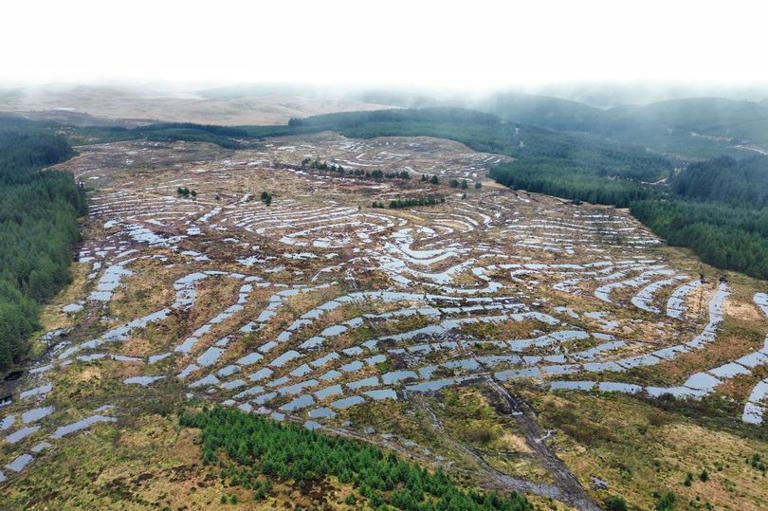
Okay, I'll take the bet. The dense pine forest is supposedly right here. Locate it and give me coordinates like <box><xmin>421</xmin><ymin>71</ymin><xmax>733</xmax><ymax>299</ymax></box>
<box><xmin>488</xmin><ymin>159</ymin><xmax>654</xmax><ymax>208</ymax></box>
<box><xmin>630</xmin><ymin>154</ymin><xmax>768</xmax><ymax>278</ymax></box>
<box><xmin>630</xmin><ymin>199</ymin><xmax>768</xmax><ymax>277</ymax></box>
<box><xmin>75</xmin><ymin>122</ymin><xmax>247</xmax><ymax>149</ymax></box>
<box><xmin>671</xmin><ymin>155</ymin><xmax>768</xmax><ymax>207</ymax></box>
<box><xmin>0</xmin><ymin>117</ymin><xmax>86</xmax><ymax>370</ymax></box>
<box><xmin>180</xmin><ymin>407</ymin><xmax>534</xmax><ymax>510</ymax></box>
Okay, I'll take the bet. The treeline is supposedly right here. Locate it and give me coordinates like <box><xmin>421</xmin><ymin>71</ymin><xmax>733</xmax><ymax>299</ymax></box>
<box><xmin>180</xmin><ymin>407</ymin><xmax>533</xmax><ymax>511</ymax></box>
<box><xmin>144</xmin><ymin>129</ymin><xmax>241</xmax><ymax>149</ymax></box>
<box><xmin>303</xmin><ymin>158</ymin><xmax>411</xmax><ymax>180</ymax></box>
<box><xmin>489</xmin><ymin>159</ymin><xmax>655</xmax><ymax>208</ymax></box>
<box><xmin>373</xmin><ymin>197</ymin><xmax>444</xmax><ymax>209</ymax></box>
<box><xmin>73</xmin><ymin>122</ymin><xmax>246</xmax><ymax>149</ymax></box>
<box><xmin>140</xmin><ymin>123</ymin><xmax>248</xmax><ymax>137</ymax></box>
<box><xmin>287</xmin><ymin>107</ymin><xmax>499</xmax><ymax>130</ymax></box>
<box><xmin>0</xmin><ymin>119</ymin><xmax>86</xmax><ymax>370</ymax></box>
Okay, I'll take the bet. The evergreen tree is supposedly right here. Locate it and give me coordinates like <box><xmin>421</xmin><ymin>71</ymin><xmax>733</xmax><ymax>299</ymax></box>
<box><xmin>0</xmin><ymin>120</ymin><xmax>85</xmax><ymax>370</ymax></box>
<box><xmin>179</xmin><ymin>408</ymin><xmax>533</xmax><ymax>511</ymax></box>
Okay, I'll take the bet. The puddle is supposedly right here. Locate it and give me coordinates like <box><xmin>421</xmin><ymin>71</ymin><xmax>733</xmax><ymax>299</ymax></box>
<box><xmin>51</xmin><ymin>415</ymin><xmax>117</xmax><ymax>439</ymax></box>
<box><xmin>124</xmin><ymin>376</ymin><xmax>164</xmax><ymax>386</ymax></box>
<box><xmin>280</xmin><ymin>394</ymin><xmax>315</xmax><ymax>412</ymax></box>
<box><xmin>5</xmin><ymin>426</ymin><xmax>40</xmax><ymax>443</ymax></box>
<box><xmin>365</xmin><ymin>389</ymin><xmax>397</xmax><ymax>401</ymax></box>
<box><xmin>21</xmin><ymin>406</ymin><xmax>55</xmax><ymax>424</ymax></box>
<box><xmin>309</xmin><ymin>407</ymin><xmax>336</xmax><ymax>419</ymax></box>
<box><xmin>331</xmin><ymin>395</ymin><xmax>365</xmax><ymax>409</ymax></box>
<box><xmin>6</xmin><ymin>453</ymin><xmax>34</xmax><ymax>472</ymax></box>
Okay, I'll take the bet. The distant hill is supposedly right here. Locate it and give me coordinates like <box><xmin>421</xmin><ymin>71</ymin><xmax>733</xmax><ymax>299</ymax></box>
<box><xmin>0</xmin><ymin>84</ymin><xmax>395</xmax><ymax>126</ymax></box>
<box><xmin>469</xmin><ymin>93</ymin><xmax>602</xmax><ymax>132</ymax></box>
<box><xmin>598</xmin><ymin>98</ymin><xmax>768</xmax><ymax>158</ymax></box>
<box><xmin>461</xmin><ymin>94</ymin><xmax>768</xmax><ymax>159</ymax></box>
<box><xmin>535</xmin><ymin>82</ymin><xmax>768</xmax><ymax>108</ymax></box>
<box><xmin>598</xmin><ymin>98</ymin><xmax>768</xmax><ymax>134</ymax></box>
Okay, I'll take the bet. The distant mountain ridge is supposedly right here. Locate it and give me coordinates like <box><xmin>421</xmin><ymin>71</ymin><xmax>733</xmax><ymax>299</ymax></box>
<box><xmin>459</xmin><ymin>93</ymin><xmax>768</xmax><ymax>159</ymax></box>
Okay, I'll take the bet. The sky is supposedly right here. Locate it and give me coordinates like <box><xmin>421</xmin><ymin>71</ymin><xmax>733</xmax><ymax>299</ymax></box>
<box><xmin>3</xmin><ymin>0</ymin><xmax>767</xmax><ymax>88</ymax></box>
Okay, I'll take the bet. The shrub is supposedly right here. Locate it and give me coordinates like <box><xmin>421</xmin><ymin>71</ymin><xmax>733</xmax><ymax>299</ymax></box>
<box><xmin>605</xmin><ymin>495</ymin><xmax>628</xmax><ymax>511</ymax></box>
<box><xmin>655</xmin><ymin>491</ymin><xmax>676</xmax><ymax>511</ymax></box>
